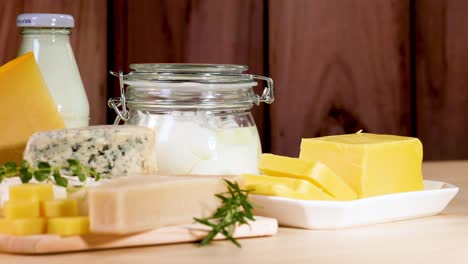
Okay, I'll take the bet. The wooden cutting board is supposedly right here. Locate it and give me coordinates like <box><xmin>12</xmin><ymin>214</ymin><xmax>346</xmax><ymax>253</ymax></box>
<box><xmin>0</xmin><ymin>217</ymin><xmax>277</xmax><ymax>254</ymax></box>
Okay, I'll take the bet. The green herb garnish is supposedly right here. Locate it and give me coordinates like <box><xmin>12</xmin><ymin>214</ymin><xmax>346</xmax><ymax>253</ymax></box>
<box><xmin>194</xmin><ymin>179</ymin><xmax>255</xmax><ymax>248</ymax></box>
<box><xmin>0</xmin><ymin>159</ymin><xmax>100</xmax><ymax>187</ymax></box>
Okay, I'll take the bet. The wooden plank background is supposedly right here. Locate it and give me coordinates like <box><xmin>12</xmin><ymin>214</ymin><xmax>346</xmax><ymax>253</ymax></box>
<box><xmin>109</xmin><ymin>0</ymin><xmax>266</xmax><ymax>143</ymax></box>
<box><xmin>0</xmin><ymin>0</ymin><xmax>467</xmax><ymax>160</ymax></box>
<box><xmin>268</xmin><ymin>0</ymin><xmax>411</xmax><ymax>156</ymax></box>
<box><xmin>414</xmin><ymin>0</ymin><xmax>468</xmax><ymax>160</ymax></box>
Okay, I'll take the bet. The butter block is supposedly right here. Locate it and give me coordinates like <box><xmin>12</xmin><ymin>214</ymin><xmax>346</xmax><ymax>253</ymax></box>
<box><xmin>299</xmin><ymin>133</ymin><xmax>424</xmax><ymax>198</ymax></box>
<box><xmin>0</xmin><ymin>218</ymin><xmax>45</xmax><ymax>235</ymax></box>
<box><xmin>0</xmin><ymin>52</ymin><xmax>64</xmax><ymax>164</ymax></box>
<box><xmin>245</xmin><ymin>174</ymin><xmax>334</xmax><ymax>201</ymax></box>
<box><xmin>88</xmin><ymin>175</ymin><xmax>241</xmax><ymax>234</ymax></box>
<box><xmin>9</xmin><ymin>184</ymin><xmax>54</xmax><ymax>202</ymax></box>
<box><xmin>3</xmin><ymin>200</ymin><xmax>40</xmax><ymax>219</ymax></box>
<box><xmin>259</xmin><ymin>154</ymin><xmax>357</xmax><ymax>200</ymax></box>
<box><xmin>42</xmin><ymin>199</ymin><xmax>78</xmax><ymax>217</ymax></box>
<box><xmin>47</xmin><ymin>217</ymin><xmax>89</xmax><ymax>236</ymax></box>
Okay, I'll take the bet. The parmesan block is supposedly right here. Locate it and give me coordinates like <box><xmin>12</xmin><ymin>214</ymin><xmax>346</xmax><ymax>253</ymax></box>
<box><xmin>0</xmin><ymin>52</ymin><xmax>65</xmax><ymax>164</ymax></box>
<box><xmin>88</xmin><ymin>175</ymin><xmax>242</xmax><ymax>234</ymax></box>
<box><xmin>23</xmin><ymin>125</ymin><xmax>158</xmax><ymax>177</ymax></box>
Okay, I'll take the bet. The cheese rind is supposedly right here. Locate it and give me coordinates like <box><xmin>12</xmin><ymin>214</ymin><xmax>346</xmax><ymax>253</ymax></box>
<box><xmin>244</xmin><ymin>174</ymin><xmax>334</xmax><ymax>201</ymax></box>
<box><xmin>0</xmin><ymin>52</ymin><xmax>64</xmax><ymax>164</ymax></box>
<box><xmin>88</xmin><ymin>175</ymin><xmax>242</xmax><ymax>234</ymax></box>
<box><xmin>23</xmin><ymin>125</ymin><xmax>158</xmax><ymax>177</ymax></box>
<box><xmin>299</xmin><ymin>133</ymin><xmax>424</xmax><ymax>198</ymax></box>
<box><xmin>47</xmin><ymin>217</ymin><xmax>89</xmax><ymax>236</ymax></box>
<box><xmin>259</xmin><ymin>154</ymin><xmax>357</xmax><ymax>200</ymax></box>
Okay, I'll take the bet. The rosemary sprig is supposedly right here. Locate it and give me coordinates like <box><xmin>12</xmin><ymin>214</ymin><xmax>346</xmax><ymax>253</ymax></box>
<box><xmin>0</xmin><ymin>159</ymin><xmax>100</xmax><ymax>187</ymax></box>
<box><xmin>194</xmin><ymin>179</ymin><xmax>255</xmax><ymax>248</ymax></box>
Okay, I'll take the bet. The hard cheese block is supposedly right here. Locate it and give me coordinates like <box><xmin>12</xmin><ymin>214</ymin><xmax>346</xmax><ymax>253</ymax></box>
<box><xmin>23</xmin><ymin>125</ymin><xmax>158</xmax><ymax>176</ymax></box>
<box><xmin>0</xmin><ymin>52</ymin><xmax>64</xmax><ymax>164</ymax></box>
<box><xmin>42</xmin><ymin>199</ymin><xmax>78</xmax><ymax>217</ymax></box>
<box><xmin>88</xmin><ymin>175</ymin><xmax>241</xmax><ymax>234</ymax></box>
<box><xmin>259</xmin><ymin>154</ymin><xmax>357</xmax><ymax>200</ymax></box>
<box><xmin>9</xmin><ymin>184</ymin><xmax>54</xmax><ymax>202</ymax></box>
<box><xmin>300</xmin><ymin>133</ymin><xmax>424</xmax><ymax>198</ymax></box>
<box><xmin>0</xmin><ymin>218</ymin><xmax>45</xmax><ymax>235</ymax></box>
<box><xmin>47</xmin><ymin>217</ymin><xmax>89</xmax><ymax>236</ymax></box>
<box><xmin>245</xmin><ymin>174</ymin><xmax>334</xmax><ymax>201</ymax></box>
<box><xmin>3</xmin><ymin>200</ymin><xmax>40</xmax><ymax>219</ymax></box>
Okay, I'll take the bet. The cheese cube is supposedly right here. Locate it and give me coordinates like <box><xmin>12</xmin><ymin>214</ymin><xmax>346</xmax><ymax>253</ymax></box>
<box><xmin>245</xmin><ymin>174</ymin><xmax>334</xmax><ymax>200</ymax></box>
<box><xmin>0</xmin><ymin>52</ymin><xmax>64</xmax><ymax>164</ymax></box>
<box><xmin>2</xmin><ymin>200</ymin><xmax>40</xmax><ymax>219</ymax></box>
<box><xmin>259</xmin><ymin>154</ymin><xmax>357</xmax><ymax>200</ymax></box>
<box><xmin>0</xmin><ymin>218</ymin><xmax>45</xmax><ymax>235</ymax></box>
<box><xmin>47</xmin><ymin>217</ymin><xmax>89</xmax><ymax>236</ymax></box>
<box><xmin>299</xmin><ymin>133</ymin><xmax>424</xmax><ymax>198</ymax></box>
<box><xmin>9</xmin><ymin>184</ymin><xmax>54</xmax><ymax>202</ymax></box>
<box><xmin>42</xmin><ymin>199</ymin><xmax>78</xmax><ymax>217</ymax></box>
<box><xmin>88</xmin><ymin>175</ymin><xmax>241</xmax><ymax>234</ymax></box>
<box><xmin>23</xmin><ymin>125</ymin><xmax>158</xmax><ymax>177</ymax></box>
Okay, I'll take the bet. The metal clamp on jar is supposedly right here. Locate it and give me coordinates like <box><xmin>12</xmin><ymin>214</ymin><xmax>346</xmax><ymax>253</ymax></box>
<box><xmin>109</xmin><ymin>64</ymin><xmax>274</xmax><ymax>175</ymax></box>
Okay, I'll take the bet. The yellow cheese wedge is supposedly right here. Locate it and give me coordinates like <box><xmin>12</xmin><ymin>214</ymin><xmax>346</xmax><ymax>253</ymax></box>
<box><xmin>0</xmin><ymin>52</ymin><xmax>64</xmax><ymax>164</ymax></box>
<box><xmin>47</xmin><ymin>216</ymin><xmax>89</xmax><ymax>236</ymax></box>
<box><xmin>300</xmin><ymin>133</ymin><xmax>424</xmax><ymax>198</ymax></box>
<box><xmin>9</xmin><ymin>184</ymin><xmax>54</xmax><ymax>202</ymax></box>
<box><xmin>41</xmin><ymin>199</ymin><xmax>78</xmax><ymax>218</ymax></box>
<box><xmin>2</xmin><ymin>200</ymin><xmax>40</xmax><ymax>219</ymax></box>
<box><xmin>244</xmin><ymin>174</ymin><xmax>334</xmax><ymax>201</ymax></box>
<box><xmin>0</xmin><ymin>218</ymin><xmax>45</xmax><ymax>235</ymax></box>
<box><xmin>259</xmin><ymin>154</ymin><xmax>357</xmax><ymax>200</ymax></box>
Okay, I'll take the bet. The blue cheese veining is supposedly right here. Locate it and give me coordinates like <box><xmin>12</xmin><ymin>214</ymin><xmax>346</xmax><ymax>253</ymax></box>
<box><xmin>23</xmin><ymin>125</ymin><xmax>157</xmax><ymax>176</ymax></box>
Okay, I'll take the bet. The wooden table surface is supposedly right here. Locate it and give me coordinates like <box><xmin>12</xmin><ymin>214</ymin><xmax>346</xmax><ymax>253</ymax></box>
<box><xmin>2</xmin><ymin>161</ymin><xmax>467</xmax><ymax>264</ymax></box>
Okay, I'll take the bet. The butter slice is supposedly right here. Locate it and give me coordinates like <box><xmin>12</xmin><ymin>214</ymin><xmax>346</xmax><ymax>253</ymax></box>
<box><xmin>9</xmin><ymin>184</ymin><xmax>54</xmax><ymax>202</ymax></box>
<box><xmin>42</xmin><ymin>199</ymin><xmax>78</xmax><ymax>217</ymax></box>
<box><xmin>245</xmin><ymin>174</ymin><xmax>334</xmax><ymax>201</ymax></box>
<box><xmin>300</xmin><ymin>133</ymin><xmax>423</xmax><ymax>198</ymax></box>
<box><xmin>259</xmin><ymin>154</ymin><xmax>357</xmax><ymax>200</ymax></box>
<box><xmin>88</xmin><ymin>175</ymin><xmax>242</xmax><ymax>234</ymax></box>
<box><xmin>0</xmin><ymin>218</ymin><xmax>45</xmax><ymax>235</ymax></box>
<box><xmin>3</xmin><ymin>200</ymin><xmax>40</xmax><ymax>219</ymax></box>
<box><xmin>48</xmin><ymin>217</ymin><xmax>89</xmax><ymax>236</ymax></box>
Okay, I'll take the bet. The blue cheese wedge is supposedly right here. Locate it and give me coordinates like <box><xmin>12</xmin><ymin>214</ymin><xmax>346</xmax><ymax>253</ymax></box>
<box><xmin>23</xmin><ymin>125</ymin><xmax>157</xmax><ymax>177</ymax></box>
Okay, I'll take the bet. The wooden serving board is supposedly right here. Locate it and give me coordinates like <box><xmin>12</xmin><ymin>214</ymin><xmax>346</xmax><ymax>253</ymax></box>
<box><xmin>0</xmin><ymin>217</ymin><xmax>277</xmax><ymax>254</ymax></box>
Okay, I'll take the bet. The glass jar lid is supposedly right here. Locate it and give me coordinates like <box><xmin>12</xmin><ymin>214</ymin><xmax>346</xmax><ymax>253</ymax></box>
<box><xmin>124</xmin><ymin>63</ymin><xmax>254</xmax><ymax>84</ymax></box>
<box><xmin>109</xmin><ymin>63</ymin><xmax>274</xmax><ymax>123</ymax></box>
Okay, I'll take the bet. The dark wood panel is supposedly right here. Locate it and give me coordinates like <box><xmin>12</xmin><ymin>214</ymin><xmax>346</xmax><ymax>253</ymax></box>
<box><xmin>23</xmin><ymin>0</ymin><xmax>108</xmax><ymax>125</ymax></box>
<box><xmin>268</xmin><ymin>0</ymin><xmax>411</xmax><ymax>157</ymax></box>
<box><xmin>112</xmin><ymin>0</ymin><xmax>266</xmax><ymax>145</ymax></box>
<box><xmin>414</xmin><ymin>0</ymin><xmax>468</xmax><ymax>160</ymax></box>
<box><xmin>0</xmin><ymin>0</ymin><xmax>24</xmax><ymax>65</ymax></box>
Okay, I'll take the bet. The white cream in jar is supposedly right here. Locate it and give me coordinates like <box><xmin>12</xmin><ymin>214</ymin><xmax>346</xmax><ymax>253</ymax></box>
<box><xmin>133</xmin><ymin>111</ymin><xmax>261</xmax><ymax>175</ymax></box>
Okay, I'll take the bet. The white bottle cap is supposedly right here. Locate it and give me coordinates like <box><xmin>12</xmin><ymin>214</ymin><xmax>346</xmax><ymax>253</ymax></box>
<box><xmin>17</xmin><ymin>13</ymin><xmax>74</xmax><ymax>28</ymax></box>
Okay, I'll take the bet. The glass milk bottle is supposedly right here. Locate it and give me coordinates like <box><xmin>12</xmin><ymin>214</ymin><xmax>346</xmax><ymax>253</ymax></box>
<box><xmin>17</xmin><ymin>13</ymin><xmax>90</xmax><ymax>127</ymax></box>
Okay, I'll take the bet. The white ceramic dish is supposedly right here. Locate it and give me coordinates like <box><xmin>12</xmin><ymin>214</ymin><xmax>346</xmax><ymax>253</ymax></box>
<box><xmin>250</xmin><ymin>180</ymin><xmax>459</xmax><ymax>229</ymax></box>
